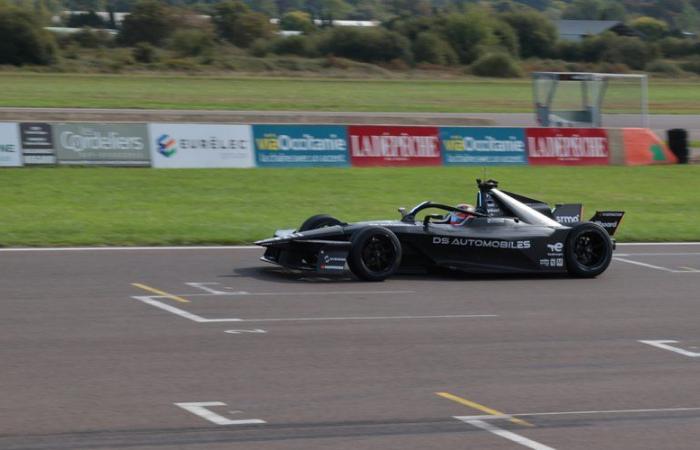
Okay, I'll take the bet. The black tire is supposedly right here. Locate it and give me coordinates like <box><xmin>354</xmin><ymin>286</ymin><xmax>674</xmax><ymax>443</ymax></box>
<box><xmin>565</xmin><ymin>223</ymin><xmax>613</xmax><ymax>278</ymax></box>
<box><xmin>298</xmin><ymin>214</ymin><xmax>342</xmax><ymax>232</ymax></box>
<box><xmin>347</xmin><ymin>227</ymin><xmax>402</xmax><ymax>282</ymax></box>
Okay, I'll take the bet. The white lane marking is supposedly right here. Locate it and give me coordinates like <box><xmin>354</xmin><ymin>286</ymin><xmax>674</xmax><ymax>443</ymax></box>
<box><xmin>225</xmin><ymin>329</ymin><xmax>267</xmax><ymax>334</ymax></box>
<box><xmin>149</xmin><ymin>290</ymin><xmax>416</xmax><ymax>298</ymax></box>
<box><xmin>186</xmin><ymin>282</ymin><xmax>249</xmax><ymax>295</ymax></box>
<box><xmin>175</xmin><ymin>402</ymin><xmax>265</xmax><ymax>426</ymax></box>
<box><xmin>617</xmin><ymin>243</ymin><xmax>700</xmax><ymax>246</ymax></box>
<box><xmin>456</xmin><ymin>406</ymin><xmax>700</xmax><ymax>420</ymax></box>
<box><xmin>133</xmin><ymin>296</ymin><xmax>241</xmax><ymax>323</ymax></box>
<box><xmin>640</xmin><ymin>340</ymin><xmax>700</xmax><ymax>357</ymax></box>
<box><xmin>132</xmin><ymin>297</ymin><xmax>496</xmax><ymax>323</ymax></box>
<box><xmin>458</xmin><ymin>418</ymin><xmax>556</xmax><ymax>450</ymax></box>
<box><xmin>240</xmin><ymin>314</ymin><xmax>498</xmax><ymax>322</ymax></box>
<box><xmin>0</xmin><ymin>246</ymin><xmax>259</xmax><ymax>251</ymax></box>
<box><xmin>614</xmin><ymin>257</ymin><xmax>700</xmax><ymax>273</ymax></box>
<box><xmin>1</xmin><ymin>242</ymin><xmax>699</xmax><ymax>252</ymax></box>
<box><xmin>616</xmin><ymin>252</ymin><xmax>700</xmax><ymax>256</ymax></box>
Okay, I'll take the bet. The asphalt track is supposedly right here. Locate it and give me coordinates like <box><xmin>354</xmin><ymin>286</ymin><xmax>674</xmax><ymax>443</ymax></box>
<box><xmin>2</xmin><ymin>244</ymin><xmax>700</xmax><ymax>450</ymax></box>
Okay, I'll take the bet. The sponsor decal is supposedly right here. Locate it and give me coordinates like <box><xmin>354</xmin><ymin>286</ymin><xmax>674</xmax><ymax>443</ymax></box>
<box><xmin>53</xmin><ymin>123</ymin><xmax>150</xmax><ymax>166</ymax></box>
<box><xmin>148</xmin><ymin>124</ymin><xmax>254</xmax><ymax>168</ymax></box>
<box><xmin>253</xmin><ymin>125</ymin><xmax>348</xmax><ymax>167</ymax></box>
<box><xmin>20</xmin><ymin>123</ymin><xmax>55</xmax><ymax>165</ymax></box>
<box><xmin>157</xmin><ymin>134</ymin><xmax>177</xmax><ymax>157</ymax></box>
<box><xmin>526</xmin><ymin>128</ymin><xmax>609</xmax><ymax>165</ymax></box>
<box><xmin>349</xmin><ymin>126</ymin><xmax>441</xmax><ymax>167</ymax></box>
<box><xmin>540</xmin><ymin>258</ymin><xmax>564</xmax><ymax>268</ymax></box>
<box><xmin>0</xmin><ymin>123</ymin><xmax>23</xmax><ymax>167</ymax></box>
<box><xmin>317</xmin><ymin>249</ymin><xmax>348</xmax><ymax>272</ymax></box>
<box><xmin>441</xmin><ymin>127</ymin><xmax>527</xmax><ymax>165</ymax></box>
<box><xmin>547</xmin><ymin>242</ymin><xmax>564</xmax><ymax>253</ymax></box>
<box><xmin>432</xmin><ymin>237</ymin><xmax>531</xmax><ymax>249</ymax></box>
<box><xmin>557</xmin><ymin>215</ymin><xmax>580</xmax><ymax>224</ymax></box>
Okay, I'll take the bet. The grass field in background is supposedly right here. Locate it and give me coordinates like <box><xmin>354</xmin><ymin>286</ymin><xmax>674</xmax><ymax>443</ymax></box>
<box><xmin>1</xmin><ymin>166</ymin><xmax>698</xmax><ymax>246</ymax></box>
<box><xmin>2</xmin><ymin>73</ymin><xmax>700</xmax><ymax>113</ymax></box>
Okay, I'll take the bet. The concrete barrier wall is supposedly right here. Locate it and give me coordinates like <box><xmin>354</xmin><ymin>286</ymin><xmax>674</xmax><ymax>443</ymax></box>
<box><xmin>0</xmin><ymin>122</ymin><xmax>679</xmax><ymax>167</ymax></box>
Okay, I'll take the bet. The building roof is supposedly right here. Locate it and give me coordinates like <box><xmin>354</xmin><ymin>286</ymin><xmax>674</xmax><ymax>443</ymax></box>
<box><xmin>556</xmin><ymin>20</ymin><xmax>637</xmax><ymax>41</ymax></box>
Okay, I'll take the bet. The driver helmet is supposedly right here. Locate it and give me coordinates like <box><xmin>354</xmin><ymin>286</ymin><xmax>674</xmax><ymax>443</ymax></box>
<box><xmin>449</xmin><ymin>203</ymin><xmax>474</xmax><ymax>225</ymax></box>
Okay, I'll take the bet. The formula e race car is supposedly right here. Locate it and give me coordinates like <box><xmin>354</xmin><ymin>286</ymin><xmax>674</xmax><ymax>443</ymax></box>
<box><xmin>256</xmin><ymin>179</ymin><xmax>624</xmax><ymax>281</ymax></box>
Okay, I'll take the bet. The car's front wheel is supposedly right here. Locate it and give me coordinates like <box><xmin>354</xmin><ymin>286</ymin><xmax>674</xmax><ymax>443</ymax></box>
<box><xmin>348</xmin><ymin>227</ymin><xmax>402</xmax><ymax>282</ymax></box>
<box><xmin>565</xmin><ymin>223</ymin><xmax>613</xmax><ymax>277</ymax></box>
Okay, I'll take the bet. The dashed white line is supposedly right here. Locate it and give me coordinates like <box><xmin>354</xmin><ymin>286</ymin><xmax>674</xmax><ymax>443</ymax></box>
<box><xmin>640</xmin><ymin>340</ymin><xmax>700</xmax><ymax>358</ymax></box>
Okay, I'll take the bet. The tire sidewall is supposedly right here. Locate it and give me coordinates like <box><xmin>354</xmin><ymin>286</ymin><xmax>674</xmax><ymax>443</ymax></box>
<box><xmin>298</xmin><ymin>214</ymin><xmax>342</xmax><ymax>232</ymax></box>
<box><xmin>348</xmin><ymin>227</ymin><xmax>402</xmax><ymax>281</ymax></box>
<box><xmin>565</xmin><ymin>222</ymin><xmax>613</xmax><ymax>277</ymax></box>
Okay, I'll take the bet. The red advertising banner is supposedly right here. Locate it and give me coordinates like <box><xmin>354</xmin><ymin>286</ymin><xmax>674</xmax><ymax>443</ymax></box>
<box><xmin>526</xmin><ymin>128</ymin><xmax>610</xmax><ymax>165</ymax></box>
<box><xmin>349</xmin><ymin>126</ymin><xmax>441</xmax><ymax>167</ymax></box>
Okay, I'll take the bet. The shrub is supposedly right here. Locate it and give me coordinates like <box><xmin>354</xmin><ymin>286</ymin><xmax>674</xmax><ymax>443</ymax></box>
<box><xmin>0</xmin><ymin>4</ymin><xmax>56</xmax><ymax>65</ymax></box>
<box><xmin>270</xmin><ymin>35</ymin><xmax>317</xmax><ymax>57</ymax></box>
<box><xmin>71</xmin><ymin>28</ymin><xmax>114</xmax><ymax>49</ymax></box>
<box><xmin>646</xmin><ymin>59</ymin><xmax>683</xmax><ymax>76</ymax></box>
<box><xmin>680</xmin><ymin>58</ymin><xmax>700</xmax><ymax>75</ymax></box>
<box><xmin>317</xmin><ymin>27</ymin><xmax>412</xmax><ymax>63</ymax></box>
<box><xmin>412</xmin><ymin>32</ymin><xmax>458</xmax><ymax>65</ymax></box>
<box><xmin>248</xmin><ymin>38</ymin><xmax>270</xmax><ymax>57</ymax></box>
<box><xmin>132</xmin><ymin>42</ymin><xmax>159</xmax><ymax>63</ymax></box>
<box><xmin>169</xmin><ymin>29</ymin><xmax>215</xmax><ymax>57</ymax></box>
<box><xmin>470</xmin><ymin>52</ymin><xmax>522</xmax><ymax>78</ymax></box>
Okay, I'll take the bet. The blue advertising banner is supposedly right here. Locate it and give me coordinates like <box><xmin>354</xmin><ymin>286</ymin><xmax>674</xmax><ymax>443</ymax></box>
<box><xmin>253</xmin><ymin>125</ymin><xmax>349</xmax><ymax>167</ymax></box>
<box><xmin>440</xmin><ymin>127</ymin><xmax>527</xmax><ymax>165</ymax></box>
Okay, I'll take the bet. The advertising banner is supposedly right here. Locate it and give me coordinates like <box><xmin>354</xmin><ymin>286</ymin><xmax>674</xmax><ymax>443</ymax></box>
<box><xmin>20</xmin><ymin>123</ymin><xmax>55</xmax><ymax>165</ymax></box>
<box><xmin>526</xmin><ymin>127</ymin><xmax>609</xmax><ymax>165</ymax></box>
<box><xmin>0</xmin><ymin>122</ymin><xmax>22</xmax><ymax>167</ymax></box>
<box><xmin>149</xmin><ymin>124</ymin><xmax>254</xmax><ymax>168</ymax></box>
<box><xmin>440</xmin><ymin>127</ymin><xmax>527</xmax><ymax>165</ymax></box>
<box><xmin>53</xmin><ymin>123</ymin><xmax>150</xmax><ymax>165</ymax></box>
<box><xmin>348</xmin><ymin>126</ymin><xmax>441</xmax><ymax>167</ymax></box>
<box><xmin>253</xmin><ymin>125</ymin><xmax>348</xmax><ymax>167</ymax></box>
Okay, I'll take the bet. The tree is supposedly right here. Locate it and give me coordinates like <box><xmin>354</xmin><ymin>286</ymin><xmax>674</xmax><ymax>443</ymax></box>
<box><xmin>442</xmin><ymin>11</ymin><xmax>496</xmax><ymax>64</ymax></box>
<box><xmin>117</xmin><ymin>0</ymin><xmax>175</xmax><ymax>46</ymax></box>
<box><xmin>500</xmin><ymin>10</ymin><xmax>557</xmax><ymax>58</ymax></box>
<box><xmin>212</xmin><ymin>0</ymin><xmax>275</xmax><ymax>48</ymax></box>
<box><xmin>0</xmin><ymin>3</ymin><xmax>56</xmax><ymax>65</ymax></box>
<box><xmin>280</xmin><ymin>10</ymin><xmax>315</xmax><ymax>32</ymax></box>
<box><xmin>630</xmin><ymin>16</ymin><xmax>669</xmax><ymax>41</ymax></box>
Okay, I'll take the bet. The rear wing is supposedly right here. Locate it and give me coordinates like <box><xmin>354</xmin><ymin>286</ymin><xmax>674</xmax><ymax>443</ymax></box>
<box><xmin>552</xmin><ymin>204</ymin><xmax>583</xmax><ymax>225</ymax></box>
<box><xmin>589</xmin><ymin>211</ymin><xmax>625</xmax><ymax>236</ymax></box>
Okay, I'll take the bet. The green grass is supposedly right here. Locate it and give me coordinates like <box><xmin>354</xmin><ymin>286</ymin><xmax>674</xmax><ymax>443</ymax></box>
<box><xmin>1</xmin><ymin>166</ymin><xmax>698</xmax><ymax>246</ymax></box>
<box><xmin>2</xmin><ymin>72</ymin><xmax>700</xmax><ymax>113</ymax></box>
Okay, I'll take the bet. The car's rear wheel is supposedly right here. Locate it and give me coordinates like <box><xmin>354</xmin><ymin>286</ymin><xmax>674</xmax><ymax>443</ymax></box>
<box><xmin>348</xmin><ymin>227</ymin><xmax>402</xmax><ymax>282</ymax></box>
<box><xmin>298</xmin><ymin>214</ymin><xmax>342</xmax><ymax>232</ymax></box>
<box><xmin>565</xmin><ymin>223</ymin><xmax>613</xmax><ymax>278</ymax></box>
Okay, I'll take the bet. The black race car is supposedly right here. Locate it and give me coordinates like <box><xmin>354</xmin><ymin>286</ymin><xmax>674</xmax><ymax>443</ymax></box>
<box><xmin>256</xmin><ymin>179</ymin><xmax>624</xmax><ymax>281</ymax></box>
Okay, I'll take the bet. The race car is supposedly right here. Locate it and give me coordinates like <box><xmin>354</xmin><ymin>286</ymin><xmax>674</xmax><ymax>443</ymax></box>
<box><xmin>256</xmin><ymin>179</ymin><xmax>624</xmax><ymax>281</ymax></box>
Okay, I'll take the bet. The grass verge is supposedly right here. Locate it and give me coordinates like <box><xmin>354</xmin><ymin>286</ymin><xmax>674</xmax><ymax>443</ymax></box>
<box><xmin>1</xmin><ymin>165</ymin><xmax>698</xmax><ymax>246</ymax></box>
<box><xmin>1</xmin><ymin>72</ymin><xmax>700</xmax><ymax>113</ymax></box>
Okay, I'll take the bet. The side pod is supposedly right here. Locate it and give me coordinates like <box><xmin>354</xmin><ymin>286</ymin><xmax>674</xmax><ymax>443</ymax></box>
<box><xmin>589</xmin><ymin>211</ymin><xmax>625</xmax><ymax>236</ymax></box>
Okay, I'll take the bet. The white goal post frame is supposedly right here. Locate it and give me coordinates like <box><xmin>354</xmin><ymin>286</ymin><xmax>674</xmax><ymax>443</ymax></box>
<box><xmin>532</xmin><ymin>72</ymin><xmax>649</xmax><ymax>129</ymax></box>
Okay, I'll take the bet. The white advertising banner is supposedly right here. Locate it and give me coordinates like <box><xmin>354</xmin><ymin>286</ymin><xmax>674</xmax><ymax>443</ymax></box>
<box><xmin>149</xmin><ymin>123</ymin><xmax>255</xmax><ymax>168</ymax></box>
<box><xmin>0</xmin><ymin>123</ymin><xmax>22</xmax><ymax>167</ymax></box>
